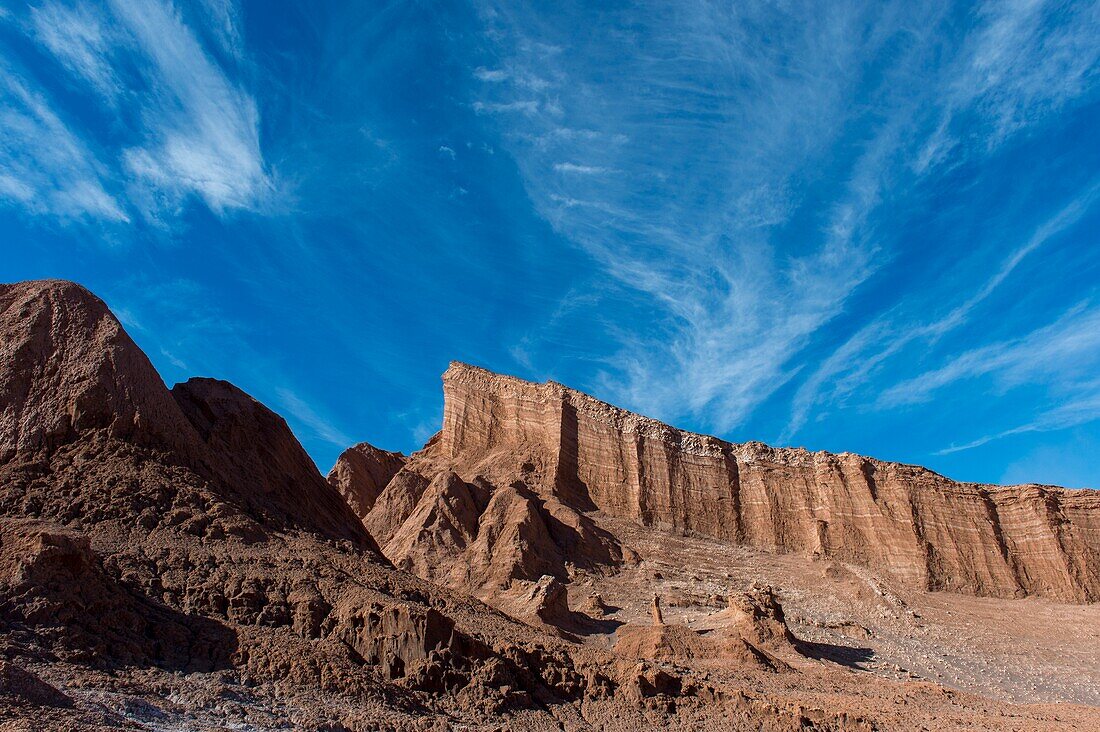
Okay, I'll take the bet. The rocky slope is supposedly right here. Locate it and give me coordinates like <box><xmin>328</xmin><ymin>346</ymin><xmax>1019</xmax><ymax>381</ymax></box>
<box><xmin>416</xmin><ymin>362</ymin><xmax>1098</xmax><ymax>603</ymax></box>
<box><xmin>4</xmin><ymin>279</ymin><xmax>1098</xmax><ymax>730</ymax></box>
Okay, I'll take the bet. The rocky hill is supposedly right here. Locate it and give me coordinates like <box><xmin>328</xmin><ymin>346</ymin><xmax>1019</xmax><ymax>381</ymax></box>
<box><xmin>0</xmin><ymin>280</ymin><xmax>734</xmax><ymax>729</ymax></box>
<box><xmin>3</xmin><ymin>279</ymin><xmax>1099</xmax><ymax>730</ymax></box>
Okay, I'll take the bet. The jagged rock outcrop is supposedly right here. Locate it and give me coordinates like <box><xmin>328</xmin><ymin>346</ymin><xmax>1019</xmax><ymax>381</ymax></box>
<box><xmin>615</xmin><ymin>587</ymin><xmax>795</xmax><ymax>671</ymax></box>
<box><xmin>362</xmin><ymin>448</ymin><xmax>628</xmax><ymax>602</ymax></box>
<box><xmin>439</xmin><ymin>362</ymin><xmax>1100</xmax><ymax>602</ymax></box>
<box><xmin>328</xmin><ymin>442</ymin><xmax>406</xmax><ymax>519</ymax></box>
<box><xmin>503</xmin><ymin>574</ymin><xmax>571</xmax><ymax>626</ymax></box>
<box><xmin>721</xmin><ymin>585</ymin><xmax>795</xmax><ymax>647</ymax></box>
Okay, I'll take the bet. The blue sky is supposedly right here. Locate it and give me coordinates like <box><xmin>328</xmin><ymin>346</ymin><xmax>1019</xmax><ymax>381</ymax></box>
<box><xmin>1</xmin><ymin>1</ymin><xmax>1098</xmax><ymax>487</ymax></box>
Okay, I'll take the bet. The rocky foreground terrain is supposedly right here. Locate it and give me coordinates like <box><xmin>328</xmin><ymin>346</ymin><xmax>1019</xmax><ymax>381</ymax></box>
<box><xmin>2</xmin><ymin>279</ymin><xmax>1099</xmax><ymax>731</ymax></box>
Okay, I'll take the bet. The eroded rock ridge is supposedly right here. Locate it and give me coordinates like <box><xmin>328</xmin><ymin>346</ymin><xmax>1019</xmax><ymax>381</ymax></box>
<box><xmin>435</xmin><ymin>362</ymin><xmax>1100</xmax><ymax>602</ymax></box>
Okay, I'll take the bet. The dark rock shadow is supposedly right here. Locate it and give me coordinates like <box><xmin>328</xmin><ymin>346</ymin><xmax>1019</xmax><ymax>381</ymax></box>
<box><xmin>0</xmin><ymin>525</ymin><xmax>237</xmax><ymax>674</ymax></box>
<box><xmin>566</xmin><ymin>612</ymin><xmax>625</xmax><ymax>638</ymax></box>
<box><xmin>554</xmin><ymin>402</ymin><xmax>597</xmax><ymax>512</ymax></box>
<box><xmin>795</xmin><ymin>639</ymin><xmax>875</xmax><ymax>669</ymax></box>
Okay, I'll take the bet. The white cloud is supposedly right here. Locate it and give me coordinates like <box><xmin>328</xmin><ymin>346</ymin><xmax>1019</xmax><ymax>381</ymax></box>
<box><xmin>937</xmin><ymin>385</ymin><xmax>1100</xmax><ymax>456</ymax></box>
<box><xmin>880</xmin><ymin>304</ymin><xmax>1100</xmax><ymax>409</ymax></box>
<box><xmin>473</xmin><ymin>0</ymin><xmax>1100</xmax><ymax>440</ymax></box>
<box><xmin>914</xmin><ymin>0</ymin><xmax>1100</xmax><ymax>170</ymax></box>
<box><xmin>109</xmin><ymin>0</ymin><xmax>270</xmax><ymax>215</ymax></box>
<box><xmin>472</xmin><ymin>1</ymin><xmax>936</xmax><ymax>431</ymax></box>
<box><xmin>197</xmin><ymin>0</ymin><xmax>245</xmax><ymax>59</ymax></box>
<box><xmin>474</xmin><ymin>66</ymin><xmax>507</xmax><ymax>82</ymax></box>
<box><xmin>553</xmin><ymin>162</ymin><xmax>609</xmax><ymax>174</ymax></box>
<box><xmin>3</xmin><ymin>0</ymin><xmax>270</xmax><ymax>224</ymax></box>
<box><xmin>787</xmin><ymin>183</ymin><xmax>1100</xmax><ymax>437</ymax></box>
<box><xmin>275</xmin><ymin>387</ymin><xmax>352</xmax><ymax>448</ymax></box>
<box><xmin>0</xmin><ymin>66</ymin><xmax>127</xmax><ymax>221</ymax></box>
<box><xmin>472</xmin><ymin>99</ymin><xmax>540</xmax><ymax>115</ymax></box>
<box><xmin>30</xmin><ymin>2</ymin><xmax>121</xmax><ymax>102</ymax></box>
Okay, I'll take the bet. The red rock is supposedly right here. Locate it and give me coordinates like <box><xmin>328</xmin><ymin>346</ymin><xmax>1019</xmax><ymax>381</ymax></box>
<box><xmin>438</xmin><ymin>362</ymin><xmax>1100</xmax><ymax>602</ymax></box>
<box><xmin>3</xmin><ymin>280</ymin><xmax>1099</xmax><ymax>730</ymax></box>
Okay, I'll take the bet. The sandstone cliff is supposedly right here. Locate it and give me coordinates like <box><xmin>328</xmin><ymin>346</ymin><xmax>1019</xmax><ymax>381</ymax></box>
<box><xmin>436</xmin><ymin>362</ymin><xmax>1100</xmax><ymax>603</ymax></box>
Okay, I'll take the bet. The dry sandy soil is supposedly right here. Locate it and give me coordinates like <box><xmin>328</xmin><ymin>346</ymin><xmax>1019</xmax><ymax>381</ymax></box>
<box><xmin>577</xmin><ymin>515</ymin><xmax>1100</xmax><ymax>707</ymax></box>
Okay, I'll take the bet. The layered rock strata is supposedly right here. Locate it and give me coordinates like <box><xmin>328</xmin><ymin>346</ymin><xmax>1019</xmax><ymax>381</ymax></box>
<box><xmin>438</xmin><ymin>362</ymin><xmax>1100</xmax><ymax>602</ymax></box>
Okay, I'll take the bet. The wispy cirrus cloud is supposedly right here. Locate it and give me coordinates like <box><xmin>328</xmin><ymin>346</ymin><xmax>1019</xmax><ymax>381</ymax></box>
<box><xmin>109</xmin><ymin>0</ymin><xmax>271</xmax><ymax>216</ymax></box>
<box><xmin>0</xmin><ymin>0</ymin><xmax>271</xmax><ymax>225</ymax></box>
<box><xmin>878</xmin><ymin>304</ymin><xmax>1100</xmax><ymax>409</ymax></box>
<box><xmin>29</xmin><ymin>1</ymin><xmax>121</xmax><ymax>102</ymax></box>
<box><xmin>938</xmin><ymin>384</ymin><xmax>1100</xmax><ymax>456</ymax></box>
<box><xmin>470</xmin><ymin>1</ymin><xmax>940</xmax><ymax>431</ymax></box>
<box><xmin>553</xmin><ymin>162</ymin><xmax>609</xmax><ymax>175</ymax></box>
<box><xmin>787</xmin><ymin>182</ymin><xmax>1100</xmax><ymax>437</ymax></box>
<box><xmin>0</xmin><ymin>63</ymin><xmax>127</xmax><ymax>221</ymax></box>
<box><xmin>275</xmin><ymin>387</ymin><xmax>353</xmax><ymax>449</ymax></box>
<box><xmin>197</xmin><ymin>0</ymin><xmax>245</xmax><ymax>59</ymax></box>
<box><xmin>471</xmin><ymin>0</ymin><xmax>1100</xmax><ymax>449</ymax></box>
<box><xmin>955</xmin><ymin>0</ymin><xmax>1100</xmax><ymax>145</ymax></box>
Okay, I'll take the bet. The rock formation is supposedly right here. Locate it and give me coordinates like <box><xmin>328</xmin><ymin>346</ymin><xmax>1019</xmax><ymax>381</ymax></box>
<box><xmin>615</xmin><ymin>586</ymin><xmax>796</xmax><ymax>671</ymax></box>
<box><xmin>651</xmin><ymin>594</ymin><xmax>665</xmax><ymax>625</ymax></box>
<box><xmin>0</xmin><ymin>278</ymin><xmax>201</xmax><ymax>463</ymax></box>
<box><xmin>4</xmin><ymin>279</ymin><xmax>1099</xmax><ymax>730</ymax></box>
<box><xmin>327</xmin><ymin>442</ymin><xmax>406</xmax><ymax>519</ymax></box>
<box><xmin>582</xmin><ymin>593</ymin><xmax>612</xmax><ymax>617</ymax></box>
<box><xmin>173</xmin><ymin>377</ymin><xmax>380</xmax><ymax>545</ymax></box>
<box><xmin>435</xmin><ymin>362</ymin><xmax>1100</xmax><ymax>602</ymax></box>
<box><xmin>361</xmin><ymin>446</ymin><xmax>628</xmax><ymax>602</ymax></box>
<box><xmin>1</xmin><ymin>280</ymin><xmax>768</xmax><ymax>729</ymax></box>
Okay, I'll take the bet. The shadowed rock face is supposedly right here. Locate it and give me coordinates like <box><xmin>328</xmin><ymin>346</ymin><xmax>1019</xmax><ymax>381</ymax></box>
<box><xmin>172</xmin><ymin>378</ymin><xmax>378</xmax><ymax>547</ymax></box>
<box><xmin>438</xmin><ymin>362</ymin><xmax>1100</xmax><ymax>603</ymax></box>
<box><xmin>327</xmin><ymin>442</ymin><xmax>406</xmax><ymax>519</ymax></box>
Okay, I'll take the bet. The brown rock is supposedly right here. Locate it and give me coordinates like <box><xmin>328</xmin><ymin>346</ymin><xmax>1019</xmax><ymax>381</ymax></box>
<box><xmin>327</xmin><ymin>442</ymin><xmax>406</xmax><ymax>519</ymax></box>
<box><xmin>582</xmin><ymin>593</ymin><xmax>612</xmax><ymax>617</ymax></box>
<box><xmin>502</xmin><ymin>574</ymin><xmax>571</xmax><ymax>626</ymax></box>
<box><xmin>173</xmin><ymin>377</ymin><xmax>379</xmax><ymax>547</ymax></box>
<box><xmin>4</xmin><ymin>280</ymin><xmax>1099</xmax><ymax>730</ymax></box>
<box><xmin>367</xmin><ymin>463</ymin><xmax>625</xmax><ymax>599</ymax></box>
<box><xmin>440</xmin><ymin>362</ymin><xmax>1100</xmax><ymax>602</ymax></box>
<box><xmin>0</xmin><ymin>279</ymin><xmax>201</xmax><ymax>462</ymax></box>
<box><xmin>0</xmin><ymin>280</ymin><xmax>639</xmax><ymax>726</ymax></box>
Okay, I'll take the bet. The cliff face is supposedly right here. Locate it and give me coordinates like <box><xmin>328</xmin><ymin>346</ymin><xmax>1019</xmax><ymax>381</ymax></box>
<box><xmin>440</xmin><ymin>362</ymin><xmax>1100</xmax><ymax>602</ymax></box>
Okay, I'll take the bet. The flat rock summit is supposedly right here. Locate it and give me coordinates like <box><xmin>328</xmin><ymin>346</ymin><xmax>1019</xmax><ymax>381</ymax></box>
<box><xmin>3</xmin><ymin>279</ymin><xmax>1100</xmax><ymax>731</ymax></box>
